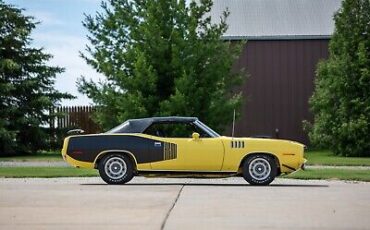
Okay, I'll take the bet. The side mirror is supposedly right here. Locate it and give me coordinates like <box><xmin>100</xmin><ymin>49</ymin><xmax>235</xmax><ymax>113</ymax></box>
<box><xmin>192</xmin><ymin>132</ymin><xmax>200</xmax><ymax>140</ymax></box>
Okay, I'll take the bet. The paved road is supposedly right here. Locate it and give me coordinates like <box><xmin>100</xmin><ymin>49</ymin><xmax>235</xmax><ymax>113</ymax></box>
<box><xmin>0</xmin><ymin>177</ymin><xmax>369</xmax><ymax>230</ymax></box>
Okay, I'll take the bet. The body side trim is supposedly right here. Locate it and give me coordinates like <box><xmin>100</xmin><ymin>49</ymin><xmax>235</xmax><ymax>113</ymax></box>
<box><xmin>282</xmin><ymin>164</ymin><xmax>296</xmax><ymax>171</ymax></box>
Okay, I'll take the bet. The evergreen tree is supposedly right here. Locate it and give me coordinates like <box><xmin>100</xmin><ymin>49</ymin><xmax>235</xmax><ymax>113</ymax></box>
<box><xmin>78</xmin><ymin>0</ymin><xmax>244</xmax><ymax>132</ymax></box>
<box><xmin>0</xmin><ymin>1</ymin><xmax>74</xmax><ymax>155</ymax></box>
<box><xmin>309</xmin><ymin>0</ymin><xmax>370</xmax><ymax>156</ymax></box>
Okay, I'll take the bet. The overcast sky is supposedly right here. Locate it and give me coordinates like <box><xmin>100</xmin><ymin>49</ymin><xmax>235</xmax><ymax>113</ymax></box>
<box><xmin>7</xmin><ymin>0</ymin><xmax>103</xmax><ymax>106</ymax></box>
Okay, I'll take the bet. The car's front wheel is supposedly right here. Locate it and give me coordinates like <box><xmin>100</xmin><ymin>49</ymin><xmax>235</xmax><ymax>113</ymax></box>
<box><xmin>242</xmin><ymin>154</ymin><xmax>277</xmax><ymax>185</ymax></box>
<box><xmin>98</xmin><ymin>154</ymin><xmax>134</xmax><ymax>184</ymax></box>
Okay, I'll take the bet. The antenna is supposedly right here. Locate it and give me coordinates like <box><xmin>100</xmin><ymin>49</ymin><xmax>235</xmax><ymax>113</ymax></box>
<box><xmin>232</xmin><ymin>109</ymin><xmax>236</xmax><ymax>139</ymax></box>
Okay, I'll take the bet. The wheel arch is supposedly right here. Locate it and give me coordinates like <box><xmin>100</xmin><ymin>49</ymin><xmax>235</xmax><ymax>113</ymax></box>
<box><xmin>239</xmin><ymin>152</ymin><xmax>281</xmax><ymax>175</ymax></box>
<box><xmin>94</xmin><ymin>150</ymin><xmax>138</xmax><ymax>170</ymax></box>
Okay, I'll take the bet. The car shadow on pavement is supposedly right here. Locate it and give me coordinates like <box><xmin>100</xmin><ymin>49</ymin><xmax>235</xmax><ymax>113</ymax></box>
<box><xmin>80</xmin><ymin>183</ymin><xmax>328</xmax><ymax>187</ymax></box>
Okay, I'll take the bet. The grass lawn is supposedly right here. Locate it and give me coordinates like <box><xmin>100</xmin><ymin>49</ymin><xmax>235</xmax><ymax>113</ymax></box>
<box><xmin>0</xmin><ymin>152</ymin><xmax>63</xmax><ymax>162</ymax></box>
<box><xmin>305</xmin><ymin>150</ymin><xmax>370</xmax><ymax>166</ymax></box>
<box><xmin>0</xmin><ymin>167</ymin><xmax>98</xmax><ymax>178</ymax></box>
<box><xmin>283</xmin><ymin>168</ymin><xmax>370</xmax><ymax>182</ymax></box>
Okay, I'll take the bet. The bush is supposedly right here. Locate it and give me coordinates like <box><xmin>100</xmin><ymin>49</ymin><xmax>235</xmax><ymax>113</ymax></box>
<box><xmin>309</xmin><ymin>0</ymin><xmax>370</xmax><ymax>157</ymax></box>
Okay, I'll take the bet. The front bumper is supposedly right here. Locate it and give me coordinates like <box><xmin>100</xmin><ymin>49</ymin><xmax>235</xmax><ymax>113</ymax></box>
<box><xmin>300</xmin><ymin>159</ymin><xmax>307</xmax><ymax>170</ymax></box>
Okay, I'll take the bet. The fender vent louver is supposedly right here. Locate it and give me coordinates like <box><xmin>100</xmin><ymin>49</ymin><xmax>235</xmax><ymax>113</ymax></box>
<box><xmin>231</xmin><ymin>140</ymin><xmax>245</xmax><ymax>148</ymax></box>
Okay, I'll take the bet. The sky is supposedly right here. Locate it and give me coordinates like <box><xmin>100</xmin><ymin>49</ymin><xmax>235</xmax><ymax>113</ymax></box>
<box><xmin>6</xmin><ymin>0</ymin><xmax>104</xmax><ymax>106</ymax></box>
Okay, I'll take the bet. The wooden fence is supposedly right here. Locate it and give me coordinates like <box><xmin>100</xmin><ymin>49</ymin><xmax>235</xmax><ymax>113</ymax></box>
<box><xmin>53</xmin><ymin>106</ymin><xmax>101</xmax><ymax>134</ymax></box>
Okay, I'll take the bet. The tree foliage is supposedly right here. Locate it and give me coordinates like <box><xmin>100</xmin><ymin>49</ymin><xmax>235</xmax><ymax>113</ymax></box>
<box><xmin>309</xmin><ymin>0</ymin><xmax>370</xmax><ymax>156</ymax></box>
<box><xmin>0</xmin><ymin>1</ymin><xmax>74</xmax><ymax>155</ymax></box>
<box><xmin>78</xmin><ymin>0</ymin><xmax>244</xmax><ymax>132</ymax></box>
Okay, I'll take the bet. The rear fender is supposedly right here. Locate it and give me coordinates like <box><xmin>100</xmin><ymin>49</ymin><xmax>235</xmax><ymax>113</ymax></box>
<box><xmin>94</xmin><ymin>150</ymin><xmax>138</xmax><ymax>169</ymax></box>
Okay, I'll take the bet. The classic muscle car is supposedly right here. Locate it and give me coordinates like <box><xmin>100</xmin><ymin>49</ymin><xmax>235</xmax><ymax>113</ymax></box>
<box><xmin>62</xmin><ymin>117</ymin><xmax>306</xmax><ymax>185</ymax></box>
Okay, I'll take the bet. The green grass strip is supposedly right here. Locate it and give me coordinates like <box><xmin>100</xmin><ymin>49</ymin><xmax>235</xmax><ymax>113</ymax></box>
<box><xmin>283</xmin><ymin>168</ymin><xmax>370</xmax><ymax>182</ymax></box>
<box><xmin>305</xmin><ymin>150</ymin><xmax>370</xmax><ymax>166</ymax></box>
<box><xmin>0</xmin><ymin>154</ymin><xmax>63</xmax><ymax>162</ymax></box>
<box><xmin>0</xmin><ymin>167</ymin><xmax>98</xmax><ymax>178</ymax></box>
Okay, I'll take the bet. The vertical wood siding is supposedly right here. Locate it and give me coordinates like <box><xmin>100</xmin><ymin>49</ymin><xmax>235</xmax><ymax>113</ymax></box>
<box><xmin>232</xmin><ymin>40</ymin><xmax>329</xmax><ymax>144</ymax></box>
<box><xmin>55</xmin><ymin>106</ymin><xmax>101</xmax><ymax>134</ymax></box>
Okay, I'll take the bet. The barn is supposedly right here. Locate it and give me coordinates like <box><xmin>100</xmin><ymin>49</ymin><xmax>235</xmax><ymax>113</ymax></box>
<box><xmin>211</xmin><ymin>0</ymin><xmax>342</xmax><ymax>144</ymax></box>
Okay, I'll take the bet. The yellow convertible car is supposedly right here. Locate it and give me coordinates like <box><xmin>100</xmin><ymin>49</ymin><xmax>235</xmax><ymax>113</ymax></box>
<box><xmin>62</xmin><ymin>117</ymin><xmax>305</xmax><ymax>185</ymax></box>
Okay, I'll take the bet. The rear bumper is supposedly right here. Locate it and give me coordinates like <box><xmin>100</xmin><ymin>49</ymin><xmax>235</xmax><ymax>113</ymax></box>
<box><xmin>61</xmin><ymin>137</ymin><xmax>94</xmax><ymax>169</ymax></box>
<box><xmin>64</xmin><ymin>154</ymin><xmax>94</xmax><ymax>169</ymax></box>
<box><xmin>61</xmin><ymin>137</ymin><xmax>69</xmax><ymax>161</ymax></box>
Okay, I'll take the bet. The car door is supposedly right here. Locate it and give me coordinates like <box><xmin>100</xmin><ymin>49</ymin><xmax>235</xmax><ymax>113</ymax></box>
<box><xmin>145</xmin><ymin>122</ymin><xmax>224</xmax><ymax>171</ymax></box>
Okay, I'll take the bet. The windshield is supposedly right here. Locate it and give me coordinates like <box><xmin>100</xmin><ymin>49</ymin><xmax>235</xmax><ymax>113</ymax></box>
<box><xmin>194</xmin><ymin>120</ymin><xmax>221</xmax><ymax>137</ymax></box>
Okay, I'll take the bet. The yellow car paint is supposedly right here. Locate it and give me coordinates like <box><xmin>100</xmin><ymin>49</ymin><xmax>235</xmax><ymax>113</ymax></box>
<box><xmin>62</xmin><ymin>133</ymin><xmax>305</xmax><ymax>174</ymax></box>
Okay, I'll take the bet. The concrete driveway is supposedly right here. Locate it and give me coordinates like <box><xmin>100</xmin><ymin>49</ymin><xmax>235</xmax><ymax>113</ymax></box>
<box><xmin>0</xmin><ymin>177</ymin><xmax>369</xmax><ymax>230</ymax></box>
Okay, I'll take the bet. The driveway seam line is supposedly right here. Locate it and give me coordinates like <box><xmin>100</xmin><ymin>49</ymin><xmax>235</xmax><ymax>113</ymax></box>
<box><xmin>160</xmin><ymin>185</ymin><xmax>184</xmax><ymax>230</ymax></box>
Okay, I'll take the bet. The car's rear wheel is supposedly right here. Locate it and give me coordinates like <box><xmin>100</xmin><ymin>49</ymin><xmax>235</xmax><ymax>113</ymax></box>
<box><xmin>98</xmin><ymin>154</ymin><xmax>134</xmax><ymax>184</ymax></box>
<box><xmin>242</xmin><ymin>154</ymin><xmax>277</xmax><ymax>185</ymax></box>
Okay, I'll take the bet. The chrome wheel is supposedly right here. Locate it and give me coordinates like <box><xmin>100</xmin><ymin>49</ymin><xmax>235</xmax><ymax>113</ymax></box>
<box><xmin>104</xmin><ymin>156</ymin><xmax>127</xmax><ymax>180</ymax></box>
<box><xmin>248</xmin><ymin>157</ymin><xmax>271</xmax><ymax>181</ymax></box>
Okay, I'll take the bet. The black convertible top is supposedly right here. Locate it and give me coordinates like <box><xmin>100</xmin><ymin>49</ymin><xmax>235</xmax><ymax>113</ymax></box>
<box><xmin>107</xmin><ymin>116</ymin><xmax>198</xmax><ymax>134</ymax></box>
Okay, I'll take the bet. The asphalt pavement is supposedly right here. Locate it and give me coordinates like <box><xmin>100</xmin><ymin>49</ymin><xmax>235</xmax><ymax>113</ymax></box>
<box><xmin>0</xmin><ymin>177</ymin><xmax>369</xmax><ymax>230</ymax></box>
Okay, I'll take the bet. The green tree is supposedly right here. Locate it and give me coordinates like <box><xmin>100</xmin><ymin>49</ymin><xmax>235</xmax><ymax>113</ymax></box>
<box><xmin>309</xmin><ymin>0</ymin><xmax>370</xmax><ymax>156</ymax></box>
<box><xmin>0</xmin><ymin>1</ymin><xmax>74</xmax><ymax>155</ymax></box>
<box><xmin>78</xmin><ymin>0</ymin><xmax>244</xmax><ymax>132</ymax></box>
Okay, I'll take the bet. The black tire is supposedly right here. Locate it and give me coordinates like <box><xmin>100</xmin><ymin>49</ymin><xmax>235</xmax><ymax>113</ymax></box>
<box><xmin>242</xmin><ymin>154</ymin><xmax>277</xmax><ymax>185</ymax></box>
<box><xmin>98</xmin><ymin>154</ymin><xmax>134</xmax><ymax>185</ymax></box>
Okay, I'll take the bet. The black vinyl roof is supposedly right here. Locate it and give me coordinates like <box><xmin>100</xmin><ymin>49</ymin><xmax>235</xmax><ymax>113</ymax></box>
<box><xmin>107</xmin><ymin>116</ymin><xmax>198</xmax><ymax>134</ymax></box>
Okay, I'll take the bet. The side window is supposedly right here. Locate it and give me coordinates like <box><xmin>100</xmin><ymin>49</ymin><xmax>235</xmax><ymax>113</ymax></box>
<box><xmin>144</xmin><ymin>122</ymin><xmax>210</xmax><ymax>138</ymax></box>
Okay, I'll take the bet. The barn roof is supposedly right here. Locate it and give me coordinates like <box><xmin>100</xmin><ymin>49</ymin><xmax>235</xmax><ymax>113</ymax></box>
<box><xmin>211</xmin><ymin>0</ymin><xmax>342</xmax><ymax>40</ymax></box>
